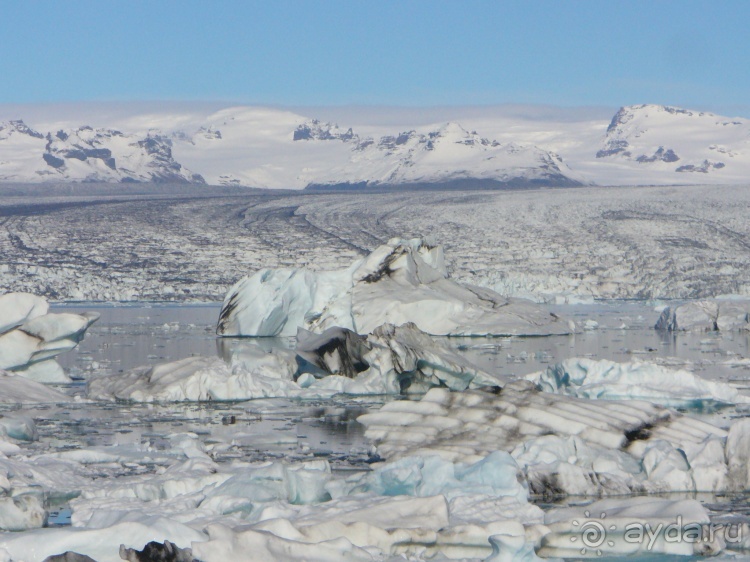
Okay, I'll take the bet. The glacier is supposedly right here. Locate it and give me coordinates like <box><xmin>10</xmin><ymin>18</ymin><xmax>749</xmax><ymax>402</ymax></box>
<box><xmin>4</xmin><ymin>185</ymin><xmax>750</xmax><ymax>302</ymax></box>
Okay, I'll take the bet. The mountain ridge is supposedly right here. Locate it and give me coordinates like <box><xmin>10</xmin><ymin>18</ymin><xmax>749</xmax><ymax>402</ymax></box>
<box><xmin>1</xmin><ymin>103</ymin><xmax>748</xmax><ymax>189</ymax></box>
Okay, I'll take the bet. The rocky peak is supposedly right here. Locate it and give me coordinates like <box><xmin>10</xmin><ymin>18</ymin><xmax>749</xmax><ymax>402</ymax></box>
<box><xmin>0</xmin><ymin>119</ymin><xmax>44</xmax><ymax>140</ymax></box>
<box><xmin>293</xmin><ymin>119</ymin><xmax>357</xmax><ymax>142</ymax></box>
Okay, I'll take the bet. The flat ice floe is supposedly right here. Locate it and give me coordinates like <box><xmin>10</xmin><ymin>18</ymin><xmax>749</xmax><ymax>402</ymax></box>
<box><xmin>216</xmin><ymin>238</ymin><xmax>575</xmax><ymax>337</ymax></box>
<box><xmin>88</xmin><ymin>322</ymin><xmax>502</xmax><ymax>401</ymax></box>
<box><xmin>15</xmin><ymin>439</ymin><xmax>544</xmax><ymax>561</ymax></box>
<box><xmin>0</xmin><ymin>293</ymin><xmax>98</xmax><ymax>382</ymax></box>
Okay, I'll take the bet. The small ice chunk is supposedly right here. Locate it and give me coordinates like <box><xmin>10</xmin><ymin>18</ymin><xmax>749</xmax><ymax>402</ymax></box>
<box><xmin>0</xmin><ymin>494</ymin><xmax>47</xmax><ymax>531</ymax></box>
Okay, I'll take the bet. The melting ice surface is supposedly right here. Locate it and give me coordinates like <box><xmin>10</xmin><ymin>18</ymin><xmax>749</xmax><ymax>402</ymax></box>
<box><xmin>4</xmin><ymin>301</ymin><xmax>748</xmax><ymax>561</ymax></box>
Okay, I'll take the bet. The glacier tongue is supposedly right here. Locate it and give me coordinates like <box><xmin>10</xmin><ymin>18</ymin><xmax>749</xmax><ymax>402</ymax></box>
<box><xmin>217</xmin><ymin>238</ymin><xmax>575</xmax><ymax>337</ymax></box>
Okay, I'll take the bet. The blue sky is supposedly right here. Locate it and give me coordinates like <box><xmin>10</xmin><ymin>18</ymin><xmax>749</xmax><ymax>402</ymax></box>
<box><xmin>1</xmin><ymin>1</ymin><xmax>748</xmax><ymax>114</ymax></box>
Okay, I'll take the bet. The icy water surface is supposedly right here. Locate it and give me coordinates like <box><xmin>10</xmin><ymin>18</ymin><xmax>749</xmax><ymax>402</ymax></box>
<box><xmin>43</xmin><ymin>301</ymin><xmax>750</xmax><ymax>472</ymax></box>
<box><xmin>32</xmin><ymin>301</ymin><xmax>750</xmax><ymax>555</ymax></box>
<box><xmin>54</xmin><ymin>301</ymin><xmax>750</xmax><ymax>384</ymax></box>
<box><xmin>41</xmin><ymin>302</ymin><xmax>383</xmax><ymax>472</ymax></box>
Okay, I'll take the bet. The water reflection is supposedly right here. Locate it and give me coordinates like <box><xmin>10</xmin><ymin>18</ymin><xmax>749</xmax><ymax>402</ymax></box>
<box><xmin>53</xmin><ymin>301</ymin><xmax>750</xmax><ymax>388</ymax></box>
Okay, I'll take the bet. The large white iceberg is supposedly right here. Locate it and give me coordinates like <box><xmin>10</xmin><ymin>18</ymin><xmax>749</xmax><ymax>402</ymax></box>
<box><xmin>359</xmin><ymin>382</ymin><xmax>670</xmax><ymax>464</ymax></box>
<box><xmin>0</xmin><ymin>293</ymin><xmax>98</xmax><ymax>382</ymax></box>
<box><xmin>217</xmin><ymin>238</ymin><xmax>575</xmax><ymax>337</ymax></box>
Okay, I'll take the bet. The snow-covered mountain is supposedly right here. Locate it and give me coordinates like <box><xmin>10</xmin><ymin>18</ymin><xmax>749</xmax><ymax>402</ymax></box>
<box><xmin>0</xmin><ymin>120</ymin><xmax>204</xmax><ymax>183</ymax></box>
<box><xmin>164</xmin><ymin>108</ymin><xmax>354</xmax><ymax>188</ymax></box>
<box><xmin>591</xmin><ymin>104</ymin><xmax>750</xmax><ymax>183</ymax></box>
<box><xmin>0</xmin><ymin>103</ymin><xmax>748</xmax><ymax>188</ymax></box>
<box><xmin>305</xmin><ymin>122</ymin><xmax>582</xmax><ymax>189</ymax></box>
<box><xmin>168</xmin><ymin>109</ymin><xmax>582</xmax><ymax>189</ymax></box>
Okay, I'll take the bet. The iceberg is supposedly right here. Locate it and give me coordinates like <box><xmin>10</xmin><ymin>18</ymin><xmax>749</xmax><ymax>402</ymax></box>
<box><xmin>42</xmin><ymin>552</ymin><xmax>99</xmax><ymax>562</ymax></box>
<box><xmin>89</xmin><ymin>322</ymin><xmax>502</xmax><ymax>401</ymax></box>
<box><xmin>0</xmin><ymin>494</ymin><xmax>47</xmax><ymax>532</ymax></box>
<box><xmin>0</xmin><ymin>370</ymin><xmax>72</xmax><ymax>403</ymax></box>
<box><xmin>358</xmin><ymin>381</ymin><xmax>735</xmax><ymax>496</ymax></box>
<box><xmin>726</xmin><ymin>419</ymin><xmax>750</xmax><ymax>491</ymax></box>
<box><xmin>529</xmin><ymin>357</ymin><xmax>750</xmax><ymax>409</ymax></box>
<box><xmin>328</xmin><ymin>451</ymin><xmax>529</xmax><ymax>505</ymax></box>
<box><xmin>298</xmin><ymin>323</ymin><xmax>503</xmax><ymax>395</ymax></box>
<box><xmin>295</xmin><ymin>326</ymin><xmax>371</xmax><ymax>379</ymax></box>
<box><xmin>0</xmin><ymin>293</ymin><xmax>49</xmax><ymax>334</ymax></box>
<box><xmin>0</xmin><ymin>293</ymin><xmax>98</xmax><ymax>382</ymax></box>
<box><xmin>358</xmin><ymin>382</ymin><xmax>672</xmax><ymax>463</ymax></box>
<box><xmin>119</xmin><ymin>541</ymin><xmax>195</xmax><ymax>562</ymax></box>
<box><xmin>217</xmin><ymin>238</ymin><xmax>575</xmax><ymax>337</ymax></box>
<box><xmin>87</xmin><ymin>355</ymin><xmax>301</xmax><ymax>402</ymax></box>
<box><xmin>656</xmin><ymin>299</ymin><xmax>750</xmax><ymax>331</ymax></box>
<box><xmin>59</xmin><ymin>447</ymin><xmax>543</xmax><ymax>561</ymax></box>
